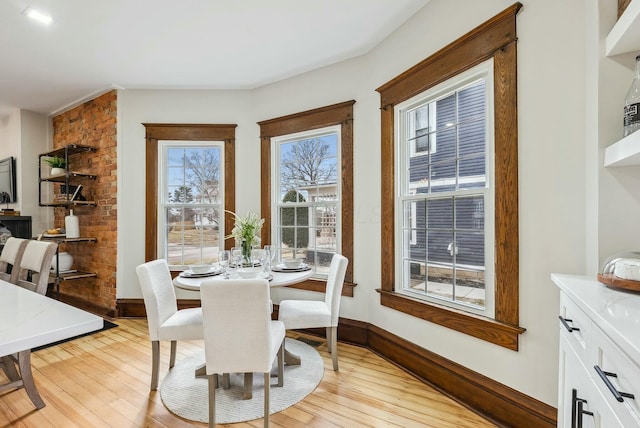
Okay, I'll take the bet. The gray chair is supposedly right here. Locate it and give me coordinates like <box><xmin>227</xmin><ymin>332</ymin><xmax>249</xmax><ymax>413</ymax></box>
<box><xmin>14</xmin><ymin>240</ymin><xmax>58</xmax><ymax>295</ymax></box>
<box><xmin>0</xmin><ymin>237</ymin><xmax>28</xmax><ymax>284</ymax></box>
<box><xmin>136</xmin><ymin>259</ymin><xmax>204</xmax><ymax>390</ymax></box>
<box><xmin>278</xmin><ymin>254</ymin><xmax>348</xmax><ymax>371</ymax></box>
<box><xmin>200</xmin><ymin>278</ymin><xmax>285</xmax><ymax>428</ymax></box>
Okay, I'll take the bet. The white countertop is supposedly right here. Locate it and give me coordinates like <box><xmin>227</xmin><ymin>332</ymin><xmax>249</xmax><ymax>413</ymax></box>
<box><xmin>0</xmin><ymin>280</ymin><xmax>103</xmax><ymax>355</ymax></box>
<box><xmin>551</xmin><ymin>273</ymin><xmax>640</xmax><ymax>364</ymax></box>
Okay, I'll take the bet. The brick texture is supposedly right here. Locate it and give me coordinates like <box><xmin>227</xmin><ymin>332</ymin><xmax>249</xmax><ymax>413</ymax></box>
<box><xmin>52</xmin><ymin>91</ymin><xmax>117</xmax><ymax>312</ymax></box>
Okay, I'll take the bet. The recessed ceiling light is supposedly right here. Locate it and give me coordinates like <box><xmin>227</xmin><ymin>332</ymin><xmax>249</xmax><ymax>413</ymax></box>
<box><xmin>23</xmin><ymin>7</ymin><xmax>53</xmax><ymax>25</ymax></box>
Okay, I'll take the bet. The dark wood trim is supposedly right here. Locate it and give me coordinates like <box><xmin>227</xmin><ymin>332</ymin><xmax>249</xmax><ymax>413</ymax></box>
<box><xmin>57</xmin><ymin>292</ymin><xmax>117</xmax><ymax>318</ymax></box>
<box><xmin>366</xmin><ymin>325</ymin><xmax>556</xmax><ymax>428</ymax></box>
<box><xmin>493</xmin><ymin>40</ymin><xmax>519</xmax><ymax>326</ymax></box>
<box><xmin>258</xmin><ymin>100</ymin><xmax>356</xmax><ymax>138</ymax></box>
<box><xmin>376</xmin><ymin>3</ymin><xmax>524</xmax><ymax>347</ymax></box>
<box><xmin>378</xmin><ymin>289</ymin><xmax>524</xmax><ymax>350</ymax></box>
<box><xmin>376</xmin><ymin>3</ymin><xmax>522</xmax><ymax>106</ymax></box>
<box><xmin>619</xmin><ymin>0</ymin><xmax>632</xmax><ymax>18</ymax></box>
<box><xmin>142</xmin><ymin>123</ymin><xmax>237</xmax><ymax>261</ymax></box>
<box><xmin>115</xmin><ymin>298</ymin><xmax>201</xmax><ymax>318</ymax></box>
<box><xmin>284</xmin><ymin>278</ymin><xmax>355</xmax><ymax>297</ymax></box>
<box><xmin>258</xmin><ymin>100</ymin><xmax>356</xmax><ymax>290</ymax></box>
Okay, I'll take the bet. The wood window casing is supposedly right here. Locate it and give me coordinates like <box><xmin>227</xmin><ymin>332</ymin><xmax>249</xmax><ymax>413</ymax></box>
<box><xmin>376</xmin><ymin>3</ymin><xmax>525</xmax><ymax>350</ymax></box>
<box><xmin>258</xmin><ymin>101</ymin><xmax>355</xmax><ymax>296</ymax></box>
<box><xmin>143</xmin><ymin>123</ymin><xmax>237</xmax><ymax>265</ymax></box>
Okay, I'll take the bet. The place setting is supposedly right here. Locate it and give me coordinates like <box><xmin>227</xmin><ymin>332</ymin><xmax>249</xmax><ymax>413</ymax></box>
<box><xmin>178</xmin><ymin>264</ymin><xmax>224</xmax><ymax>278</ymax></box>
<box><xmin>271</xmin><ymin>257</ymin><xmax>311</xmax><ymax>273</ymax></box>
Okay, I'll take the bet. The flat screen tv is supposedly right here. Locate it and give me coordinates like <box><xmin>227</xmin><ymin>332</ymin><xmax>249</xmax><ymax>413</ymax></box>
<box><xmin>0</xmin><ymin>156</ymin><xmax>17</xmax><ymax>204</ymax></box>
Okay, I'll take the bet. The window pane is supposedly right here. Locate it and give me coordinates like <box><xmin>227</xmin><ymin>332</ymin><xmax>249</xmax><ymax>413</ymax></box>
<box><xmin>458</xmin><ymin>80</ymin><xmax>485</xmax><ymax>124</ymax></box>
<box><xmin>162</xmin><ymin>143</ymin><xmax>223</xmax><ymax>267</ymax></box>
<box><xmin>273</xmin><ymin>127</ymin><xmax>341</xmax><ymax>279</ymax></box>
<box><xmin>430</xmin><ymin>160</ymin><xmax>456</xmax><ymax>192</ymax></box>
<box><xmin>427</xmin><ymin>197</ymin><xmax>453</xmax><ymax>230</ymax></box>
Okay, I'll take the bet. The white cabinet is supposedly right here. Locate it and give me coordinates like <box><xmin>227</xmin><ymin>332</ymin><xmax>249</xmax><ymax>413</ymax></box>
<box><xmin>552</xmin><ymin>274</ymin><xmax>640</xmax><ymax>428</ymax></box>
<box><xmin>604</xmin><ymin>0</ymin><xmax>640</xmax><ymax>167</ymax></box>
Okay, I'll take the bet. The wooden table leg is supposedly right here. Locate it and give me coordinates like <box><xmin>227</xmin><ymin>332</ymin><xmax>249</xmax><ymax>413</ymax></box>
<box><xmin>284</xmin><ymin>348</ymin><xmax>301</xmax><ymax>366</ymax></box>
<box><xmin>17</xmin><ymin>350</ymin><xmax>45</xmax><ymax>409</ymax></box>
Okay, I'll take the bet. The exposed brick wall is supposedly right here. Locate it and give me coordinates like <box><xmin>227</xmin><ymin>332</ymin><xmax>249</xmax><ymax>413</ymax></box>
<box><xmin>52</xmin><ymin>91</ymin><xmax>117</xmax><ymax>312</ymax></box>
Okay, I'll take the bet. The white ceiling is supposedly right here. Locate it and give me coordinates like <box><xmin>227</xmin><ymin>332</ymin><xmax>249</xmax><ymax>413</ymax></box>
<box><xmin>0</xmin><ymin>0</ymin><xmax>429</xmax><ymax>117</ymax></box>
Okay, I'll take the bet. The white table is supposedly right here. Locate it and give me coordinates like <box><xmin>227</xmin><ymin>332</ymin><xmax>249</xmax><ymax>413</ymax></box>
<box><xmin>173</xmin><ymin>268</ymin><xmax>314</xmax><ymax>291</ymax></box>
<box><xmin>0</xmin><ymin>280</ymin><xmax>103</xmax><ymax>409</ymax></box>
<box><xmin>173</xmin><ymin>267</ymin><xmax>314</xmax><ymax>398</ymax></box>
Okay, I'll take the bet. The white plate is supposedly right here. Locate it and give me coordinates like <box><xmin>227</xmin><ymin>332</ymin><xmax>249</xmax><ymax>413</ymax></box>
<box><xmin>180</xmin><ymin>267</ymin><xmax>224</xmax><ymax>278</ymax></box>
<box><xmin>271</xmin><ymin>264</ymin><xmax>311</xmax><ymax>273</ymax></box>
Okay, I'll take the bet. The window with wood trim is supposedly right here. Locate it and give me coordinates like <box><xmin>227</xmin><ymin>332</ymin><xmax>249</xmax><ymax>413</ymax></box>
<box><xmin>258</xmin><ymin>101</ymin><xmax>355</xmax><ymax>296</ymax></box>
<box><xmin>143</xmin><ymin>124</ymin><xmax>236</xmax><ymax>267</ymax></box>
<box><xmin>376</xmin><ymin>3</ymin><xmax>525</xmax><ymax>350</ymax></box>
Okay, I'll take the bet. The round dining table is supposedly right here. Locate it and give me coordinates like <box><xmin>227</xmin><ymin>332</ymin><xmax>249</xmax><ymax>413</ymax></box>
<box><xmin>172</xmin><ymin>265</ymin><xmax>314</xmax><ymax>375</ymax></box>
<box><xmin>173</xmin><ymin>267</ymin><xmax>314</xmax><ymax>291</ymax></box>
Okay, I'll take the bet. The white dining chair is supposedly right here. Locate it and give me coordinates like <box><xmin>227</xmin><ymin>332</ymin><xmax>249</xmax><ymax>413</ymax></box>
<box><xmin>0</xmin><ymin>237</ymin><xmax>28</xmax><ymax>284</ymax></box>
<box><xmin>14</xmin><ymin>240</ymin><xmax>58</xmax><ymax>295</ymax></box>
<box><xmin>200</xmin><ymin>278</ymin><xmax>285</xmax><ymax>428</ymax></box>
<box><xmin>136</xmin><ymin>259</ymin><xmax>204</xmax><ymax>391</ymax></box>
<box><xmin>278</xmin><ymin>253</ymin><xmax>348</xmax><ymax>371</ymax></box>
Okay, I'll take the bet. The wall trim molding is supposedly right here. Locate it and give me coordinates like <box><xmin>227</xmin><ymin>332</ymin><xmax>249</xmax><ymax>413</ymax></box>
<box><xmin>115</xmin><ymin>297</ymin><xmax>555</xmax><ymax>426</ymax></box>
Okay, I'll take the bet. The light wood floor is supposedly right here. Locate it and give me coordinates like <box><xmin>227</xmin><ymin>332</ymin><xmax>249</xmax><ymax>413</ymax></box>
<box><xmin>0</xmin><ymin>318</ymin><xmax>498</xmax><ymax>428</ymax></box>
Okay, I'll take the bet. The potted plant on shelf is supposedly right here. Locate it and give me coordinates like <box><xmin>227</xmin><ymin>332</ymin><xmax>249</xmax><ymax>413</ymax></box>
<box><xmin>44</xmin><ymin>156</ymin><xmax>66</xmax><ymax>176</ymax></box>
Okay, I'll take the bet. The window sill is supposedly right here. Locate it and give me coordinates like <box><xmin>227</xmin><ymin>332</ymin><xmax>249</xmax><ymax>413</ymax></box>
<box><xmin>286</xmin><ymin>278</ymin><xmax>355</xmax><ymax>297</ymax></box>
<box><xmin>377</xmin><ymin>289</ymin><xmax>525</xmax><ymax>350</ymax></box>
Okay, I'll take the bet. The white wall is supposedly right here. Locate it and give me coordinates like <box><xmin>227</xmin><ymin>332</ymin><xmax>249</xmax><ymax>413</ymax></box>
<box><xmin>0</xmin><ymin>109</ymin><xmax>50</xmax><ymax>232</ymax></box>
<box><xmin>117</xmin><ymin>0</ymin><xmax>589</xmax><ymax>406</ymax></box>
<box><xmin>19</xmin><ymin>110</ymin><xmax>51</xmax><ymax>233</ymax></box>
<box><xmin>0</xmin><ymin>109</ymin><xmax>21</xmax><ymax>211</ymax></box>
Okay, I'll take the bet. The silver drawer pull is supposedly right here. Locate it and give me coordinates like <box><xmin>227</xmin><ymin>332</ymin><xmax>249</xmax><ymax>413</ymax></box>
<box><xmin>559</xmin><ymin>315</ymin><xmax>580</xmax><ymax>332</ymax></box>
<box><xmin>594</xmin><ymin>365</ymin><xmax>636</xmax><ymax>402</ymax></box>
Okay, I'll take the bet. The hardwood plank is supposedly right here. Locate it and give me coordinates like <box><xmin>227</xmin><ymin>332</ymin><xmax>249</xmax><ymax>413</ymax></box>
<box><xmin>0</xmin><ymin>318</ymin><xmax>497</xmax><ymax>427</ymax></box>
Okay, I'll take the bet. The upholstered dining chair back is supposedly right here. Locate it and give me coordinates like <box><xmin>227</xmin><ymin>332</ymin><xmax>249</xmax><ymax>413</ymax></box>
<box><xmin>324</xmin><ymin>254</ymin><xmax>349</xmax><ymax>327</ymax></box>
<box><xmin>0</xmin><ymin>237</ymin><xmax>28</xmax><ymax>284</ymax></box>
<box><xmin>277</xmin><ymin>253</ymin><xmax>348</xmax><ymax>371</ymax></box>
<box><xmin>136</xmin><ymin>259</ymin><xmax>203</xmax><ymax>390</ymax></box>
<box><xmin>200</xmin><ymin>278</ymin><xmax>285</xmax><ymax>427</ymax></box>
<box><xmin>136</xmin><ymin>259</ymin><xmax>179</xmax><ymax>341</ymax></box>
<box><xmin>15</xmin><ymin>240</ymin><xmax>57</xmax><ymax>295</ymax></box>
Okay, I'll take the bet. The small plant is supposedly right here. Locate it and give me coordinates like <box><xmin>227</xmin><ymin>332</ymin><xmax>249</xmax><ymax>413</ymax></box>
<box><xmin>44</xmin><ymin>156</ymin><xmax>66</xmax><ymax>169</ymax></box>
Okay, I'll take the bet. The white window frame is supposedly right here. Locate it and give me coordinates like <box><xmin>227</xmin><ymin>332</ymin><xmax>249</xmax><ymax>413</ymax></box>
<box><xmin>158</xmin><ymin>140</ymin><xmax>225</xmax><ymax>269</ymax></box>
<box><xmin>271</xmin><ymin>125</ymin><xmax>342</xmax><ymax>279</ymax></box>
<box><xmin>394</xmin><ymin>59</ymin><xmax>496</xmax><ymax>318</ymax></box>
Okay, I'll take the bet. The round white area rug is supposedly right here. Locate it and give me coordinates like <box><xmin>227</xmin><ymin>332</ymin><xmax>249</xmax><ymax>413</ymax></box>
<box><xmin>160</xmin><ymin>338</ymin><xmax>324</xmax><ymax>423</ymax></box>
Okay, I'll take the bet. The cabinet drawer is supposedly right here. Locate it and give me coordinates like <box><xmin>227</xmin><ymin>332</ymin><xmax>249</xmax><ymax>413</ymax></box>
<box><xmin>592</xmin><ymin>325</ymin><xmax>640</xmax><ymax>427</ymax></box>
<box><xmin>559</xmin><ymin>292</ymin><xmax>592</xmax><ymax>359</ymax></box>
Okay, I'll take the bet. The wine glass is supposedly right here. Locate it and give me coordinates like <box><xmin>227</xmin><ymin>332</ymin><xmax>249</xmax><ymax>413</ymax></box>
<box><xmin>231</xmin><ymin>246</ymin><xmax>243</xmax><ymax>269</ymax></box>
<box><xmin>218</xmin><ymin>250</ymin><xmax>231</xmax><ymax>278</ymax></box>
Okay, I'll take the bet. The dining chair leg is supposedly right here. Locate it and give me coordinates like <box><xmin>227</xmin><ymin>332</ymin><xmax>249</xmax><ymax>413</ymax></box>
<box><xmin>263</xmin><ymin>372</ymin><xmax>270</xmax><ymax>428</ymax></box>
<box><xmin>330</xmin><ymin>326</ymin><xmax>338</xmax><ymax>371</ymax></box>
<box><xmin>326</xmin><ymin>327</ymin><xmax>332</xmax><ymax>353</ymax></box>
<box><xmin>243</xmin><ymin>372</ymin><xmax>253</xmax><ymax>399</ymax></box>
<box><xmin>151</xmin><ymin>341</ymin><xmax>160</xmax><ymax>390</ymax></box>
<box><xmin>17</xmin><ymin>350</ymin><xmax>45</xmax><ymax>409</ymax></box>
<box><xmin>277</xmin><ymin>341</ymin><xmax>284</xmax><ymax>387</ymax></box>
<box><xmin>169</xmin><ymin>340</ymin><xmax>177</xmax><ymax>368</ymax></box>
<box><xmin>208</xmin><ymin>374</ymin><xmax>216</xmax><ymax>428</ymax></box>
